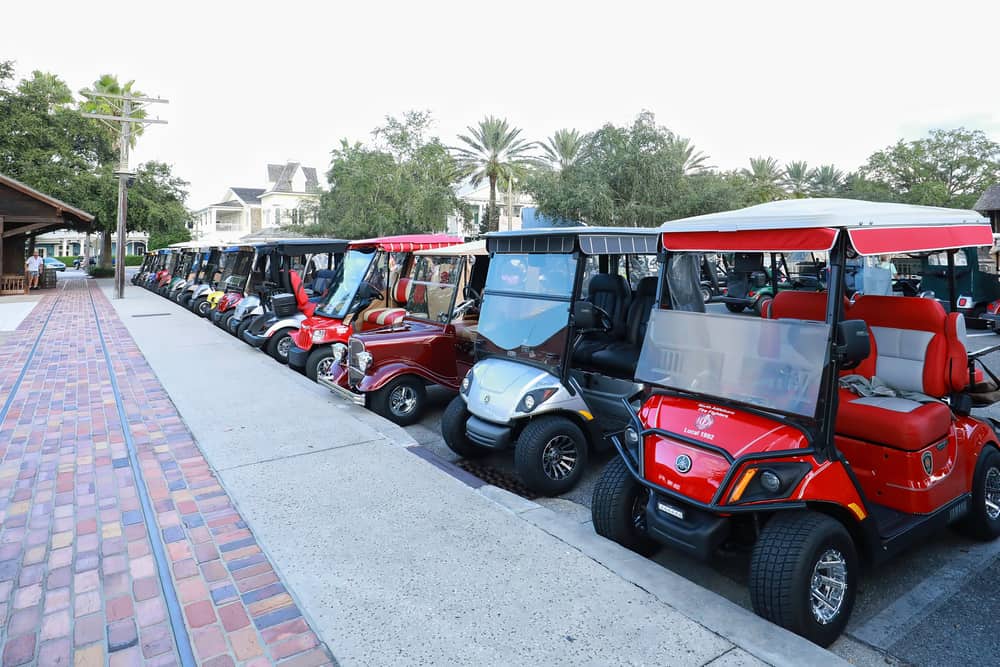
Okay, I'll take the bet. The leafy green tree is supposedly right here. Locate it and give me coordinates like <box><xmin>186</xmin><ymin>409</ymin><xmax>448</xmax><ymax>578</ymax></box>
<box><xmin>79</xmin><ymin>74</ymin><xmax>147</xmax><ymax>152</ymax></box>
<box><xmin>308</xmin><ymin>112</ymin><xmax>468</xmax><ymax>238</ymax></box>
<box><xmin>782</xmin><ymin>161</ymin><xmax>813</xmax><ymax>198</ymax></box>
<box><xmin>741</xmin><ymin>156</ymin><xmax>786</xmax><ymax>203</ymax></box>
<box><xmin>452</xmin><ymin>116</ymin><xmax>539</xmax><ymax>233</ymax></box>
<box><xmin>810</xmin><ymin>164</ymin><xmax>845</xmax><ymax>197</ymax></box>
<box><xmin>541</xmin><ymin>129</ymin><xmax>585</xmax><ymax>170</ymax></box>
<box><xmin>859</xmin><ymin>128</ymin><xmax>1000</xmax><ymax>208</ymax></box>
<box><xmin>668</xmin><ymin>136</ymin><xmax>713</xmax><ymax>174</ymax></box>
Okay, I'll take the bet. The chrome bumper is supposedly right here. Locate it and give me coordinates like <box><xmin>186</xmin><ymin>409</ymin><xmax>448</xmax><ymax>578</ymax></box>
<box><xmin>318</xmin><ymin>374</ymin><xmax>365</xmax><ymax>406</ymax></box>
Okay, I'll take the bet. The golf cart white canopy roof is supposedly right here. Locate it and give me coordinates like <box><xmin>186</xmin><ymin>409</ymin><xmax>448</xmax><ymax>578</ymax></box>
<box><xmin>659</xmin><ymin>198</ymin><xmax>992</xmax><ymax>255</ymax></box>
<box><xmin>413</xmin><ymin>239</ymin><xmax>486</xmax><ymax>257</ymax></box>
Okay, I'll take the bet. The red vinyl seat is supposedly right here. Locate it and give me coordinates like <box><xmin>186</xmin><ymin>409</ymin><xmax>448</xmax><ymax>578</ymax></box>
<box><xmin>762</xmin><ymin>291</ymin><xmax>830</xmax><ymax>321</ymax></box>
<box><xmin>835</xmin><ymin>295</ymin><xmax>966</xmax><ymax>451</ymax></box>
<box><xmin>364</xmin><ymin>278</ymin><xmax>412</xmax><ymax>326</ymax></box>
<box><xmin>289</xmin><ymin>270</ymin><xmax>318</xmax><ymax>317</ymax></box>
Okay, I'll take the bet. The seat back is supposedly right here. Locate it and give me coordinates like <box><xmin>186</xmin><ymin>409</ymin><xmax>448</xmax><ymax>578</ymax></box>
<box><xmin>848</xmin><ymin>295</ymin><xmax>967</xmax><ymax>396</ymax></box>
<box><xmin>394</xmin><ymin>277</ymin><xmax>414</xmax><ymax>306</ymax></box>
<box><xmin>310</xmin><ymin>269</ymin><xmax>337</xmax><ymax>296</ymax></box>
<box><xmin>625</xmin><ymin>277</ymin><xmax>658</xmax><ymax>345</ymax></box>
<box><xmin>289</xmin><ymin>270</ymin><xmax>310</xmax><ymax>310</ymax></box>
<box><xmin>587</xmin><ymin>273</ymin><xmax>631</xmax><ymax>339</ymax></box>
<box><xmin>765</xmin><ymin>291</ymin><xmax>829</xmax><ymax>321</ymax></box>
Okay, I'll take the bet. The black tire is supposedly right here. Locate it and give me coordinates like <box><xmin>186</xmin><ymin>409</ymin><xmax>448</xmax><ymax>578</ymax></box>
<box><xmin>441</xmin><ymin>395</ymin><xmax>488</xmax><ymax>459</ymax></box>
<box><xmin>749</xmin><ymin>511</ymin><xmax>858</xmax><ymax>647</ymax></box>
<box><xmin>514</xmin><ymin>416</ymin><xmax>589</xmax><ymax>496</ymax></box>
<box><xmin>236</xmin><ymin>315</ymin><xmax>257</xmax><ymax>342</ymax></box>
<box><xmin>226</xmin><ymin>314</ymin><xmax>242</xmax><ymax>335</ymax></box>
<box><xmin>193</xmin><ymin>297</ymin><xmax>211</xmax><ymax>318</ymax></box>
<box><xmin>956</xmin><ymin>447</ymin><xmax>1000</xmax><ymax>540</ymax></box>
<box><xmin>592</xmin><ymin>457</ymin><xmax>659</xmax><ymax>556</ymax></box>
<box><xmin>266</xmin><ymin>328</ymin><xmax>295</xmax><ymax>364</ymax></box>
<box><xmin>700</xmin><ymin>287</ymin><xmax>712</xmax><ymax>303</ymax></box>
<box><xmin>178</xmin><ymin>293</ymin><xmax>192</xmax><ymax>309</ymax></box>
<box><xmin>217</xmin><ymin>310</ymin><xmax>235</xmax><ymax>331</ymax></box>
<box><xmin>370</xmin><ymin>375</ymin><xmax>426</xmax><ymax>426</ymax></box>
<box><xmin>755</xmin><ymin>297</ymin><xmax>772</xmax><ymax>317</ymax></box>
<box><xmin>305</xmin><ymin>346</ymin><xmax>334</xmax><ymax>382</ymax></box>
<box><xmin>725</xmin><ymin>303</ymin><xmax>746</xmax><ymax>313</ymax></box>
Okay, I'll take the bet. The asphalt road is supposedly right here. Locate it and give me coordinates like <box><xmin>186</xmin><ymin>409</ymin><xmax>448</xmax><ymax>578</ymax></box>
<box><xmin>405</xmin><ymin>303</ymin><xmax>1000</xmax><ymax>667</ymax></box>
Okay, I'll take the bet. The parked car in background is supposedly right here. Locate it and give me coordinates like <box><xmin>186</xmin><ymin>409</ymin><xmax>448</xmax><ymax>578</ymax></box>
<box><xmin>73</xmin><ymin>256</ymin><xmax>96</xmax><ymax>269</ymax></box>
<box><xmin>43</xmin><ymin>257</ymin><xmax>66</xmax><ymax>272</ymax></box>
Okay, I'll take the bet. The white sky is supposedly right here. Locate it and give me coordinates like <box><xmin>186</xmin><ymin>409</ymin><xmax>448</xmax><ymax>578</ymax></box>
<box><xmin>6</xmin><ymin>0</ymin><xmax>1000</xmax><ymax>208</ymax></box>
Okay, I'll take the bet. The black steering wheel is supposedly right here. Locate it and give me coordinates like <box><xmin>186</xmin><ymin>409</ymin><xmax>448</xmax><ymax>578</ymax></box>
<box><xmin>592</xmin><ymin>305</ymin><xmax>613</xmax><ymax>331</ymax></box>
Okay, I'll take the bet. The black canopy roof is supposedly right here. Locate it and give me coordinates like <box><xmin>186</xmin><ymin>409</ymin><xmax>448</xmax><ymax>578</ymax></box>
<box><xmin>261</xmin><ymin>238</ymin><xmax>349</xmax><ymax>255</ymax></box>
<box><xmin>486</xmin><ymin>227</ymin><xmax>658</xmax><ymax>255</ymax></box>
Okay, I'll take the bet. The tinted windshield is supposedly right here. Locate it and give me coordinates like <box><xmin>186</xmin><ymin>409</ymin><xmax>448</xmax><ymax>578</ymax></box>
<box><xmin>315</xmin><ymin>249</ymin><xmax>378</xmax><ymax>319</ymax></box>
<box><xmin>223</xmin><ymin>252</ymin><xmax>253</xmax><ymax>289</ymax></box>
<box><xmin>478</xmin><ymin>253</ymin><xmax>576</xmax><ymax>371</ymax></box>
<box><xmin>636</xmin><ymin>309</ymin><xmax>829</xmax><ymax>418</ymax></box>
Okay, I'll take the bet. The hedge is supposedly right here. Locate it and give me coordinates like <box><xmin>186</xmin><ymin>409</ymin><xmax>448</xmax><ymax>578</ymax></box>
<box><xmin>57</xmin><ymin>255</ymin><xmax>145</xmax><ymax>267</ymax></box>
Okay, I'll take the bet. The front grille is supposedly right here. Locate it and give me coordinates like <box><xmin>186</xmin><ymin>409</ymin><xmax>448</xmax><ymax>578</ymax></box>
<box><xmin>348</xmin><ymin>338</ymin><xmax>365</xmax><ymax>386</ymax></box>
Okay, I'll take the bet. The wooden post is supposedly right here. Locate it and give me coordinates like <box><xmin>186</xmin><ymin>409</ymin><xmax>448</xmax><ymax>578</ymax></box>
<box><xmin>0</xmin><ymin>215</ymin><xmax>4</xmax><ymax>277</ymax></box>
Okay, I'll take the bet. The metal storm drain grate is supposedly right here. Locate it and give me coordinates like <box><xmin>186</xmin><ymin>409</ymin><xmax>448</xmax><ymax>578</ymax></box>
<box><xmin>455</xmin><ymin>460</ymin><xmax>539</xmax><ymax>500</ymax></box>
<box><xmin>132</xmin><ymin>313</ymin><xmax>172</xmax><ymax>318</ymax></box>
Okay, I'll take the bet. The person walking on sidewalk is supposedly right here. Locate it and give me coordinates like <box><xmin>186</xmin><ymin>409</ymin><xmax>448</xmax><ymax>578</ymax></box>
<box><xmin>25</xmin><ymin>251</ymin><xmax>43</xmax><ymax>290</ymax></box>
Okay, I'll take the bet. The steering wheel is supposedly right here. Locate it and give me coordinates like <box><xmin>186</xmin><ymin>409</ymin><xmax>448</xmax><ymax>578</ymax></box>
<box><xmin>593</xmin><ymin>305</ymin><xmax>614</xmax><ymax>331</ymax></box>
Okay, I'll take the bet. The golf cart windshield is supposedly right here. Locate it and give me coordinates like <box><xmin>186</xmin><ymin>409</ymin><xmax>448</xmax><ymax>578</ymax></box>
<box><xmin>404</xmin><ymin>255</ymin><xmax>462</xmax><ymax>322</ymax></box>
<box><xmin>636</xmin><ymin>253</ymin><xmax>831</xmax><ymax>418</ymax></box>
<box><xmin>314</xmin><ymin>248</ymin><xmax>378</xmax><ymax>319</ymax></box>
<box><xmin>477</xmin><ymin>253</ymin><xmax>576</xmax><ymax>371</ymax></box>
<box><xmin>223</xmin><ymin>252</ymin><xmax>253</xmax><ymax>290</ymax></box>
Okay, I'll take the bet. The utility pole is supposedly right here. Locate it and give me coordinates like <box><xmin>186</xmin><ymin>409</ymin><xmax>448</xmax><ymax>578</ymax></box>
<box><xmin>80</xmin><ymin>90</ymin><xmax>168</xmax><ymax>299</ymax></box>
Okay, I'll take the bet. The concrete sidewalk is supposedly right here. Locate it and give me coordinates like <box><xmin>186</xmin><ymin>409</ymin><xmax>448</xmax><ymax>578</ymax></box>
<box><xmin>107</xmin><ymin>281</ymin><xmax>847</xmax><ymax>666</ymax></box>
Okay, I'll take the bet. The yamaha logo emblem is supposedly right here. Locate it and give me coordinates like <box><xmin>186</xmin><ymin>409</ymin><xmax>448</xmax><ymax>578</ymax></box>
<box><xmin>675</xmin><ymin>454</ymin><xmax>692</xmax><ymax>474</ymax></box>
<box><xmin>483</xmin><ymin>394</ymin><xmax>490</xmax><ymax>404</ymax></box>
<box><xmin>922</xmin><ymin>451</ymin><xmax>933</xmax><ymax>475</ymax></box>
<box><xmin>695</xmin><ymin>413</ymin><xmax>714</xmax><ymax>431</ymax></box>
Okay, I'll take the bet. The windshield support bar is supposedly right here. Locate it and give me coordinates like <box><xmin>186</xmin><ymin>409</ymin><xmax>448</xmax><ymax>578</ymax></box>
<box><xmin>947</xmin><ymin>250</ymin><xmax>958</xmax><ymax>313</ymax></box>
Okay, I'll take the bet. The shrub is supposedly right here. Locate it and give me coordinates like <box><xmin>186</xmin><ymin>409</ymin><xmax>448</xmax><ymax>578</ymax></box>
<box><xmin>87</xmin><ymin>266</ymin><xmax>115</xmax><ymax>278</ymax></box>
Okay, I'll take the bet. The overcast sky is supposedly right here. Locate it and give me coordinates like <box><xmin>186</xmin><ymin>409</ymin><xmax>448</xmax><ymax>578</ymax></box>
<box><xmin>6</xmin><ymin>0</ymin><xmax>1000</xmax><ymax>208</ymax></box>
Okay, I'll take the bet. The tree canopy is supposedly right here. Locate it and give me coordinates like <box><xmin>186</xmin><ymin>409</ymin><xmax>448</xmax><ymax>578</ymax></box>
<box><xmin>302</xmin><ymin>111</ymin><xmax>468</xmax><ymax>239</ymax></box>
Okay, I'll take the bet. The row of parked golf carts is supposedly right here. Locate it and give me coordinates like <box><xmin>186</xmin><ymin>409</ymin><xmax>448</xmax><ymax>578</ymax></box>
<box><xmin>134</xmin><ymin>199</ymin><xmax>1000</xmax><ymax>646</ymax></box>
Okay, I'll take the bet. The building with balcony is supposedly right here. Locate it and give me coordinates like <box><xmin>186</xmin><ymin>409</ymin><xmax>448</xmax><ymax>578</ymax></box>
<box><xmin>445</xmin><ymin>184</ymin><xmax>536</xmax><ymax>235</ymax></box>
<box><xmin>191</xmin><ymin>162</ymin><xmax>320</xmax><ymax>243</ymax></box>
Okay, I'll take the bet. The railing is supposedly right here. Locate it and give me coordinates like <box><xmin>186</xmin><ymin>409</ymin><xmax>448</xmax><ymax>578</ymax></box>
<box><xmin>0</xmin><ymin>273</ymin><xmax>27</xmax><ymax>296</ymax></box>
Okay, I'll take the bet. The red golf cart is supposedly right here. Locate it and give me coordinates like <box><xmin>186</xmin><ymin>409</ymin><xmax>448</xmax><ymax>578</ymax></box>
<box><xmin>286</xmin><ymin>234</ymin><xmax>463</xmax><ymax>380</ymax></box>
<box><xmin>318</xmin><ymin>240</ymin><xmax>489</xmax><ymax>425</ymax></box>
<box><xmin>591</xmin><ymin>199</ymin><xmax>1000</xmax><ymax>646</ymax></box>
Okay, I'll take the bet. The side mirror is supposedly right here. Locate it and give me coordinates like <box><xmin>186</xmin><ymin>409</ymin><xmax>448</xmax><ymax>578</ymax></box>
<box><xmin>836</xmin><ymin>319</ymin><xmax>870</xmax><ymax>369</ymax></box>
<box><xmin>573</xmin><ymin>301</ymin><xmax>597</xmax><ymax>330</ymax></box>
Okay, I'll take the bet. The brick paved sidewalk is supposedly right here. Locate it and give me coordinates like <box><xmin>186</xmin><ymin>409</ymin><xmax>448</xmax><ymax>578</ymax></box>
<box><xmin>0</xmin><ymin>280</ymin><xmax>334</xmax><ymax>666</ymax></box>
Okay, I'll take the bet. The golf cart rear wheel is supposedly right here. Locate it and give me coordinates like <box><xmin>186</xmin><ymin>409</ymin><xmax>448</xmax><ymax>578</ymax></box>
<box><xmin>755</xmin><ymin>297</ymin><xmax>772</xmax><ymax>317</ymax></box>
<box><xmin>218</xmin><ymin>311</ymin><xmax>235</xmax><ymax>331</ymax></box>
<box><xmin>749</xmin><ymin>511</ymin><xmax>858</xmax><ymax>647</ymax></box>
<box><xmin>956</xmin><ymin>446</ymin><xmax>1000</xmax><ymax>540</ymax></box>
<box><xmin>592</xmin><ymin>457</ymin><xmax>659</xmax><ymax>556</ymax></box>
<box><xmin>178</xmin><ymin>293</ymin><xmax>192</xmax><ymax>308</ymax></box>
<box><xmin>514</xmin><ymin>416</ymin><xmax>588</xmax><ymax>496</ymax></box>
<box><xmin>194</xmin><ymin>297</ymin><xmax>211</xmax><ymax>318</ymax></box>
<box><xmin>725</xmin><ymin>303</ymin><xmax>746</xmax><ymax>313</ymax></box>
<box><xmin>700</xmin><ymin>287</ymin><xmax>712</xmax><ymax>303</ymax></box>
<box><xmin>305</xmin><ymin>347</ymin><xmax>334</xmax><ymax>382</ymax></box>
<box><xmin>371</xmin><ymin>375</ymin><xmax>426</xmax><ymax>426</ymax></box>
<box><xmin>441</xmin><ymin>395</ymin><xmax>487</xmax><ymax>459</ymax></box>
<box><xmin>266</xmin><ymin>328</ymin><xmax>295</xmax><ymax>364</ymax></box>
<box><xmin>226</xmin><ymin>315</ymin><xmax>241</xmax><ymax>336</ymax></box>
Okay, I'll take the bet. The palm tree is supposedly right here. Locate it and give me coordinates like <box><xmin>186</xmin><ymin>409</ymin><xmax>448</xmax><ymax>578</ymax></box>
<box><xmin>741</xmin><ymin>156</ymin><xmax>785</xmax><ymax>203</ymax></box>
<box><xmin>668</xmin><ymin>136</ymin><xmax>714</xmax><ymax>174</ymax></box>
<box><xmin>452</xmin><ymin>116</ymin><xmax>539</xmax><ymax>232</ymax></box>
<box><xmin>810</xmin><ymin>164</ymin><xmax>845</xmax><ymax>197</ymax></box>
<box><xmin>541</xmin><ymin>128</ymin><xmax>585</xmax><ymax>170</ymax></box>
<box><xmin>783</xmin><ymin>161</ymin><xmax>813</xmax><ymax>198</ymax></box>
<box><xmin>80</xmin><ymin>74</ymin><xmax>147</xmax><ymax>152</ymax></box>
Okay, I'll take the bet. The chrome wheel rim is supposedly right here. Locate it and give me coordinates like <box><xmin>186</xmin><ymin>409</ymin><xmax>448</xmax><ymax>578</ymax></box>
<box><xmin>985</xmin><ymin>467</ymin><xmax>1000</xmax><ymax>520</ymax></box>
<box><xmin>389</xmin><ymin>386</ymin><xmax>417</xmax><ymax>416</ymax></box>
<box><xmin>276</xmin><ymin>337</ymin><xmax>291</xmax><ymax>359</ymax></box>
<box><xmin>541</xmin><ymin>435</ymin><xmax>578</xmax><ymax>481</ymax></box>
<box><xmin>316</xmin><ymin>357</ymin><xmax>334</xmax><ymax>376</ymax></box>
<box><xmin>810</xmin><ymin>548</ymin><xmax>847</xmax><ymax>625</ymax></box>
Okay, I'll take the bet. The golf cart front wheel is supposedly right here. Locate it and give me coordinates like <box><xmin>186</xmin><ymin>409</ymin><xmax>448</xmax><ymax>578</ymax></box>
<box><xmin>749</xmin><ymin>511</ymin><xmax>858</xmax><ymax>647</ymax></box>
<box><xmin>592</xmin><ymin>457</ymin><xmax>659</xmax><ymax>556</ymax></box>
<box><xmin>226</xmin><ymin>315</ymin><xmax>241</xmax><ymax>336</ymax></box>
<box><xmin>441</xmin><ymin>395</ymin><xmax>487</xmax><ymax>459</ymax></box>
<box><xmin>266</xmin><ymin>328</ymin><xmax>295</xmax><ymax>364</ymax></box>
<box><xmin>514</xmin><ymin>416</ymin><xmax>588</xmax><ymax>496</ymax></box>
<box><xmin>371</xmin><ymin>375</ymin><xmax>426</xmax><ymax>426</ymax></box>
<box><xmin>305</xmin><ymin>347</ymin><xmax>334</xmax><ymax>382</ymax></box>
<box><xmin>194</xmin><ymin>297</ymin><xmax>211</xmax><ymax>318</ymax></box>
<box><xmin>725</xmin><ymin>303</ymin><xmax>746</xmax><ymax>313</ymax></box>
<box><xmin>236</xmin><ymin>316</ymin><xmax>257</xmax><ymax>342</ymax></box>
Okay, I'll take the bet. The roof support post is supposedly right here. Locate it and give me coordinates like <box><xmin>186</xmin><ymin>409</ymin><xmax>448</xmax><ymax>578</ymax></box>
<box><xmin>0</xmin><ymin>216</ymin><xmax>4</xmax><ymax>276</ymax></box>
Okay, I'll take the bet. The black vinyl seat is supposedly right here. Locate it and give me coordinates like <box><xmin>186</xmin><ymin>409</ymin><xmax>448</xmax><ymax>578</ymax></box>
<box><xmin>591</xmin><ymin>276</ymin><xmax>658</xmax><ymax>377</ymax></box>
<box><xmin>307</xmin><ymin>269</ymin><xmax>338</xmax><ymax>302</ymax></box>
<box><xmin>573</xmin><ymin>273</ymin><xmax>631</xmax><ymax>365</ymax></box>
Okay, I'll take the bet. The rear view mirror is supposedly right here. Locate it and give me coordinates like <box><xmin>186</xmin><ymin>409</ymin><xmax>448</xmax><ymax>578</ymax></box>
<box><xmin>836</xmin><ymin>319</ymin><xmax>870</xmax><ymax>369</ymax></box>
<box><xmin>573</xmin><ymin>301</ymin><xmax>597</xmax><ymax>330</ymax></box>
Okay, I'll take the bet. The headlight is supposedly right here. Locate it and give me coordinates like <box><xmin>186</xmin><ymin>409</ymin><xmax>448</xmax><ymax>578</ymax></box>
<box><xmin>311</xmin><ymin>329</ymin><xmax>326</xmax><ymax>343</ymax></box>
<box><xmin>332</xmin><ymin>343</ymin><xmax>347</xmax><ymax>362</ymax></box>
<box><xmin>357</xmin><ymin>351</ymin><xmax>373</xmax><ymax>372</ymax></box>
<box><xmin>460</xmin><ymin>371</ymin><xmax>472</xmax><ymax>394</ymax></box>
<box><xmin>759</xmin><ymin>470</ymin><xmax>781</xmax><ymax>493</ymax></box>
<box><xmin>516</xmin><ymin>388</ymin><xmax>558</xmax><ymax>413</ymax></box>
